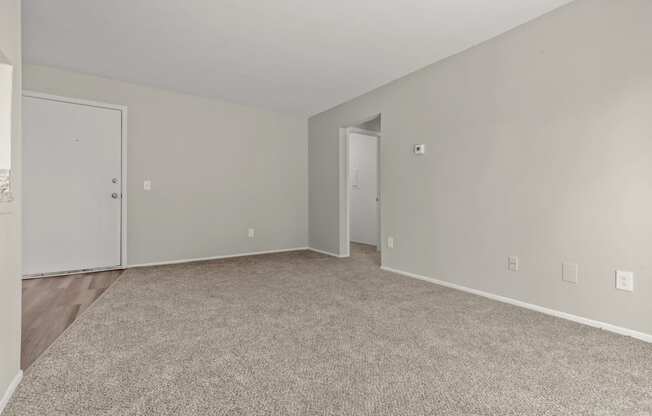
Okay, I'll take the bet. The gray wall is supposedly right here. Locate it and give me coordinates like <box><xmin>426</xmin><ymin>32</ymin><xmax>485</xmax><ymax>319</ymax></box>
<box><xmin>356</xmin><ymin>115</ymin><xmax>381</xmax><ymax>133</ymax></box>
<box><xmin>309</xmin><ymin>0</ymin><xmax>652</xmax><ymax>335</ymax></box>
<box><xmin>0</xmin><ymin>0</ymin><xmax>22</xmax><ymax>401</ymax></box>
<box><xmin>24</xmin><ymin>65</ymin><xmax>308</xmax><ymax>266</ymax></box>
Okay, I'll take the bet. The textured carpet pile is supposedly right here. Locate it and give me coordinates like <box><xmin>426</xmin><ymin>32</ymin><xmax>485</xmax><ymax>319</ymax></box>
<box><xmin>5</xmin><ymin>244</ymin><xmax>652</xmax><ymax>415</ymax></box>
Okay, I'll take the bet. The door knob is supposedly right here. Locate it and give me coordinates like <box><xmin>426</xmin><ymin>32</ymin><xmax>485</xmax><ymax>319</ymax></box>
<box><xmin>112</xmin><ymin>178</ymin><xmax>119</xmax><ymax>184</ymax></box>
<box><xmin>111</xmin><ymin>193</ymin><xmax>119</xmax><ymax>199</ymax></box>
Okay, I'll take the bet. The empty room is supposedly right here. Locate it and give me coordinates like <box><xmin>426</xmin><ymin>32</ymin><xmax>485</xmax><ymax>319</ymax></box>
<box><xmin>1</xmin><ymin>0</ymin><xmax>651</xmax><ymax>415</ymax></box>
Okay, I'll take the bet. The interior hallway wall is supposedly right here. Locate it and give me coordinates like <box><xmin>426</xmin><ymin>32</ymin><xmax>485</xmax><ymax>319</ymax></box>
<box><xmin>0</xmin><ymin>0</ymin><xmax>23</xmax><ymax>404</ymax></box>
<box><xmin>308</xmin><ymin>0</ymin><xmax>652</xmax><ymax>335</ymax></box>
<box><xmin>24</xmin><ymin>65</ymin><xmax>308</xmax><ymax>266</ymax></box>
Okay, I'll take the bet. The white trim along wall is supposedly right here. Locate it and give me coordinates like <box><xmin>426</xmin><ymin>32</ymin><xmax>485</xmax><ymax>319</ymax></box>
<box><xmin>0</xmin><ymin>371</ymin><xmax>22</xmax><ymax>415</ymax></box>
<box><xmin>382</xmin><ymin>266</ymin><xmax>652</xmax><ymax>344</ymax></box>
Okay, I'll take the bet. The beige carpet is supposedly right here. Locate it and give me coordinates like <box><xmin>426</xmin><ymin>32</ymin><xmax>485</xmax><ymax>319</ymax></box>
<box><xmin>5</xmin><ymin>244</ymin><xmax>652</xmax><ymax>415</ymax></box>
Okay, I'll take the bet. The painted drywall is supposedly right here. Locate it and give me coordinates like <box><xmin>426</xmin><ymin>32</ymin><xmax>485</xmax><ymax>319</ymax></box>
<box><xmin>23</xmin><ymin>65</ymin><xmax>308</xmax><ymax>266</ymax></box>
<box><xmin>0</xmin><ymin>0</ymin><xmax>23</xmax><ymax>405</ymax></box>
<box><xmin>309</xmin><ymin>0</ymin><xmax>652</xmax><ymax>335</ymax></box>
<box><xmin>0</xmin><ymin>61</ymin><xmax>11</xmax><ymax>171</ymax></box>
<box><xmin>356</xmin><ymin>116</ymin><xmax>381</xmax><ymax>133</ymax></box>
<box><xmin>349</xmin><ymin>133</ymin><xmax>378</xmax><ymax>246</ymax></box>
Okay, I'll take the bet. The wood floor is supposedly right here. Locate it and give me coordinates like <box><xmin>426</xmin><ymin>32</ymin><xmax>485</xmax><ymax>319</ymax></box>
<box><xmin>21</xmin><ymin>270</ymin><xmax>122</xmax><ymax>369</ymax></box>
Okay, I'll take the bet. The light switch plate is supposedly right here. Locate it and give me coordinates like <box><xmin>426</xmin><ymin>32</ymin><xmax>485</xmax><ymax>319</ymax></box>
<box><xmin>615</xmin><ymin>270</ymin><xmax>634</xmax><ymax>292</ymax></box>
<box><xmin>413</xmin><ymin>144</ymin><xmax>425</xmax><ymax>155</ymax></box>
<box><xmin>387</xmin><ymin>237</ymin><xmax>394</xmax><ymax>249</ymax></box>
<box><xmin>143</xmin><ymin>180</ymin><xmax>152</xmax><ymax>191</ymax></box>
<box><xmin>508</xmin><ymin>256</ymin><xmax>519</xmax><ymax>272</ymax></box>
<box><xmin>562</xmin><ymin>262</ymin><xmax>579</xmax><ymax>284</ymax></box>
<box><xmin>248</xmin><ymin>228</ymin><xmax>255</xmax><ymax>238</ymax></box>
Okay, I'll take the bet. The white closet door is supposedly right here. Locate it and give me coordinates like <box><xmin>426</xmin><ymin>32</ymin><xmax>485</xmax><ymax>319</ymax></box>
<box><xmin>23</xmin><ymin>96</ymin><xmax>123</xmax><ymax>276</ymax></box>
<box><xmin>350</xmin><ymin>133</ymin><xmax>379</xmax><ymax>246</ymax></box>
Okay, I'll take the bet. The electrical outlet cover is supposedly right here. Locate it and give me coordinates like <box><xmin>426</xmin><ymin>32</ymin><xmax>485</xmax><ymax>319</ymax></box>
<box><xmin>615</xmin><ymin>270</ymin><xmax>634</xmax><ymax>292</ymax></box>
<box><xmin>508</xmin><ymin>256</ymin><xmax>519</xmax><ymax>272</ymax></box>
<box><xmin>562</xmin><ymin>262</ymin><xmax>579</xmax><ymax>284</ymax></box>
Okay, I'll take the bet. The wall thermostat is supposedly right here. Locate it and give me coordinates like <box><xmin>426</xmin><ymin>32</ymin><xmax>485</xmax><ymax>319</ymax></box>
<box><xmin>414</xmin><ymin>144</ymin><xmax>426</xmax><ymax>155</ymax></box>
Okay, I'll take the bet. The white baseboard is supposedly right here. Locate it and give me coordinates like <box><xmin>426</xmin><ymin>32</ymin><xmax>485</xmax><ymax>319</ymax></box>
<box><xmin>0</xmin><ymin>371</ymin><xmax>23</xmax><ymax>415</ymax></box>
<box><xmin>128</xmin><ymin>247</ymin><xmax>309</xmax><ymax>269</ymax></box>
<box><xmin>23</xmin><ymin>265</ymin><xmax>126</xmax><ymax>280</ymax></box>
<box><xmin>308</xmin><ymin>247</ymin><xmax>348</xmax><ymax>258</ymax></box>
<box><xmin>381</xmin><ymin>266</ymin><xmax>652</xmax><ymax>344</ymax></box>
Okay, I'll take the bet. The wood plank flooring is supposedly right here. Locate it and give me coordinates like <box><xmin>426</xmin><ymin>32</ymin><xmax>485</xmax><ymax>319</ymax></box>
<box><xmin>21</xmin><ymin>270</ymin><xmax>122</xmax><ymax>369</ymax></box>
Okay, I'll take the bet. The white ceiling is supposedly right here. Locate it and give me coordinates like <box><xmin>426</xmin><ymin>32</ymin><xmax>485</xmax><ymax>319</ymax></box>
<box><xmin>23</xmin><ymin>0</ymin><xmax>573</xmax><ymax>116</ymax></box>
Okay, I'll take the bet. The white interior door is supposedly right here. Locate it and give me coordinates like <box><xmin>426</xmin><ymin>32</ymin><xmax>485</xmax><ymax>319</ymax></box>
<box><xmin>23</xmin><ymin>96</ymin><xmax>123</xmax><ymax>276</ymax></box>
<box><xmin>349</xmin><ymin>133</ymin><xmax>379</xmax><ymax>246</ymax></box>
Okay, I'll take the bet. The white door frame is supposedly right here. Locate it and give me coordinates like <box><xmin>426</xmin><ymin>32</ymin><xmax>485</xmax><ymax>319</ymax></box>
<box><xmin>339</xmin><ymin>125</ymin><xmax>381</xmax><ymax>258</ymax></box>
<box><xmin>22</xmin><ymin>91</ymin><xmax>128</xmax><ymax>276</ymax></box>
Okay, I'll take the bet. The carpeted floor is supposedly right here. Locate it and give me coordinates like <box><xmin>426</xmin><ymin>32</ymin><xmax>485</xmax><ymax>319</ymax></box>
<box><xmin>5</xmin><ymin>244</ymin><xmax>652</xmax><ymax>415</ymax></box>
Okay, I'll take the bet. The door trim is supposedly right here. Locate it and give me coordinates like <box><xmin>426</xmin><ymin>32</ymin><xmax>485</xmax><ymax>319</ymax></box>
<box><xmin>22</xmin><ymin>90</ymin><xmax>128</xmax><ymax>273</ymax></box>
